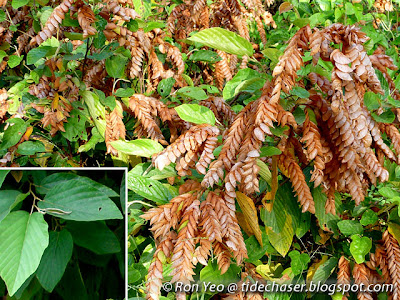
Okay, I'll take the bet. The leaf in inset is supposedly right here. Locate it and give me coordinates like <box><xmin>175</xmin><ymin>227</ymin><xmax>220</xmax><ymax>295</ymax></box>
<box><xmin>38</xmin><ymin>180</ymin><xmax>123</xmax><ymax>221</ymax></box>
<box><xmin>37</xmin><ymin>173</ymin><xmax>118</xmax><ymax>198</ymax></box>
<box><xmin>66</xmin><ymin>221</ymin><xmax>120</xmax><ymax>254</ymax></box>
<box><xmin>0</xmin><ymin>190</ymin><xmax>28</xmax><ymax>223</ymax></box>
<box><xmin>0</xmin><ymin>211</ymin><xmax>49</xmax><ymax>296</ymax></box>
<box><xmin>0</xmin><ymin>170</ymin><xmax>9</xmax><ymax>188</ymax></box>
<box><xmin>36</xmin><ymin>230</ymin><xmax>73</xmax><ymax>292</ymax></box>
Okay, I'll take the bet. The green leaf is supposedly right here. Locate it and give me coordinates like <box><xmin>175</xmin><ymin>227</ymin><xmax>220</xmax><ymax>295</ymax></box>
<box><xmin>200</xmin><ymin>85</ymin><xmax>219</xmax><ymax>94</ymax></box>
<box><xmin>54</xmin><ymin>263</ymin><xmax>87</xmax><ymax>299</ymax></box>
<box><xmin>311</xmin><ymin>257</ymin><xmax>338</xmax><ymax>284</ymax></box>
<box><xmin>114</xmin><ymin>88</ymin><xmax>134</xmax><ymax>97</ymax></box>
<box><xmin>350</xmin><ymin>235</ymin><xmax>372</xmax><ymax>264</ymax></box>
<box><xmin>0</xmin><ymin>119</ymin><xmax>27</xmax><ymax>151</ymax></box>
<box><xmin>261</xmin><ymin>48</ymin><xmax>283</xmax><ymax>63</ymax></box>
<box><xmin>38</xmin><ymin>180</ymin><xmax>123</xmax><ymax>221</ymax></box>
<box><xmin>78</xmin><ymin>127</ymin><xmax>103</xmax><ymax>153</ymax></box>
<box><xmin>379</xmin><ymin>186</ymin><xmax>400</xmax><ymax>198</ymax></box>
<box><xmin>223</xmin><ymin>68</ymin><xmax>265</xmax><ymax>100</ymax></box>
<box><xmin>66</xmin><ymin>221</ymin><xmax>120</xmax><ymax>254</ymax></box>
<box><xmin>0</xmin><ymin>50</ymin><xmax>7</xmax><ymax>62</ymax></box>
<box><xmin>128</xmin><ymin>174</ymin><xmax>176</xmax><ymax>204</ymax></box>
<box><xmin>36</xmin><ymin>230</ymin><xmax>73</xmax><ymax>292</ymax></box>
<box><xmin>81</xmin><ymin>91</ymin><xmax>106</xmax><ymax>137</ymax></box>
<box><xmin>236</xmin><ymin>192</ymin><xmax>263</xmax><ymax>246</ymax></box>
<box><xmin>0</xmin><ymin>190</ymin><xmax>27</xmax><ymax>223</ymax></box>
<box><xmin>0</xmin><ymin>170</ymin><xmax>9</xmax><ymax>189</ymax></box>
<box><xmin>364</xmin><ymin>92</ymin><xmax>380</xmax><ymax>110</ymax></box>
<box><xmin>12</xmin><ymin>0</ymin><xmax>29</xmax><ymax>9</ymax></box>
<box><xmin>105</xmin><ymin>54</ymin><xmax>128</xmax><ymax>78</ymax></box>
<box><xmin>360</xmin><ymin>209</ymin><xmax>378</xmax><ymax>226</ymax></box>
<box><xmin>189</xmin><ymin>50</ymin><xmax>222</xmax><ymax>63</ymax></box>
<box><xmin>17</xmin><ymin>141</ymin><xmax>45</xmax><ymax>155</ymax></box>
<box><xmin>291</xmin><ymin>87</ymin><xmax>310</xmax><ymax>98</ymax></box>
<box><xmin>0</xmin><ymin>211</ymin><xmax>49</xmax><ymax>296</ymax></box>
<box><xmin>129</xmin><ymin>163</ymin><xmax>176</xmax><ymax>180</ymax></box>
<box><xmin>345</xmin><ymin>2</ymin><xmax>355</xmax><ymax>14</ymax></box>
<box><xmin>200</xmin><ymin>260</ymin><xmax>241</xmax><ymax>287</ymax></box>
<box><xmin>261</xmin><ymin>183</ymin><xmax>301</xmax><ymax>233</ymax></box>
<box><xmin>176</xmin><ymin>86</ymin><xmax>208</xmax><ymax>100</ymax></box>
<box><xmin>26</xmin><ymin>47</ymin><xmax>53</xmax><ymax>65</ymax></box>
<box><xmin>188</xmin><ymin>27</ymin><xmax>254</xmax><ymax>57</ymax></box>
<box><xmin>260</xmin><ymin>146</ymin><xmax>282</xmax><ymax>157</ymax></box>
<box><xmin>289</xmin><ymin>250</ymin><xmax>310</xmax><ymax>276</ymax></box>
<box><xmin>40</xmin><ymin>8</ymin><xmax>53</xmax><ymax>25</ymax></box>
<box><xmin>372</xmin><ymin>110</ymin><xmax>395</xmax><ymax>123</ymax></box>
<box><xmin>38</xmin><ymin>173</ymin><xmax>118</xmax><ymax>198</ymax></box>
<box><xmin>0</xmin><ymin>11</ymin><xmax>5</xmax><ymax>22</ymax></box>
<box><xmin>181</xmin><ymin>74</ymin><xmax>194</xmax><ymax>86</ymax></box>
<box><xmin>175</xmin><ymin>104</ymin><xmax>216</xmax><ymax>125</ymax></box>
<box><xmin>110</xmin><ymin>139</ymin><xmax>163</xmax><ymax>158</ymax></box>
<box><xmin>157</xmin><ymin>78</ymin><xmax>176</xmax><ymax>97</ymax></box>
<box><xmin>7</xmin><ymin>55</ymin><xmax>23</xmax><ymax>68</ymax></box>
<box><xmin>337</xmin><ymin>220</ymin><xmax>363</xmax><ymax>236</ymax></box>
<box><xmin>245</xmin><ymin>228</ymin><xmax>274</xmax><ymax>263</ymax></box>
<box><xmin>313</xmin><ymin>187</ymin><xmax>340</xmax><ymax>232</ymax></box>
<box><xmin>293</xmin><ymin>18</ymin><xmax>310</xmax><ymax>28</ymax></box>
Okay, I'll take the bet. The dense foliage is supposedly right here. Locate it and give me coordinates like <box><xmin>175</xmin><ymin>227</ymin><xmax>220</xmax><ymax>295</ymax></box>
<box><xmin>1</xmin><ymin>0</ymin><xmax>400</xmax><ymax>299</ymax></box>
<box><xmin>0</xmin><ymin>169</ymin><xmax>125</xmax><ymax>299</ymax></box>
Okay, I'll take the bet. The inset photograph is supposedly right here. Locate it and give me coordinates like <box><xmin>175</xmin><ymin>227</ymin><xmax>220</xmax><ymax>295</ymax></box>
<box><xmin>0</xmin><ymin>168</ymin><xmax>126</xmax><ymax>299</ymax></box>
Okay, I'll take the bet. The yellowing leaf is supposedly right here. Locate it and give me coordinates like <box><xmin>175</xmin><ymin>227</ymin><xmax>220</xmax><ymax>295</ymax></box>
<box><xmin>388</xmin><ymin>223</ymin><xmax>400</xmax><ymax>244</ymax></box>
<box><xmin>236</xmin><ymin>211</ymin><xmax>254</xmax><ymax>237</ymax></box>
<box><xmin>256</xmin><ymin>263</ymin><xmax>284</xmax><ymax>280</ymax></box>
<box><xmin>23</xmin><ymin>126</ymin><xmax>33</xmax><ymax>140</ymax></box>
<box><xmin>236</xmin><ymin>191</ymin><xmax>262</xmax><ymax>247</ymax></box>
<box><xmin>279</xmin><ymin>2</ymin><xmax>294</xmax><ymax>14</ymax></box>
<box><xmin>266</xmin><ymin>214</ymin><xmax>294</xmax><ymax>256</ymax></box>
<box><xmin>306</xmin><ymin>255</ymin><xmax>328</xmax><ymax>284</ymax></box>
<box><xmin>318</xmin><ymin>228</ymin><xmax>332</xmax><ymax>244</ymax></box>
<box><xmin>52</xmin><ymin>93</ymin><xmax>59</xmax><ymax>110</ymax></box>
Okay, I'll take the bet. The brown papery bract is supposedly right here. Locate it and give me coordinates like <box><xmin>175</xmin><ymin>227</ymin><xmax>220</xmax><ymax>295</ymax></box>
<box><xmin>383</xmin><ymin>230</ymin><xmax>400</xmax><ymax>299</ymax></box>
<box><xmin>31</xmin><ymin>0</ymin><xmax>74</xmax><ymax>45</ymax></box>
<box><xmin>146</xmin><ymin>232</ymin><xmax>176</xmax><ymax>300</ymax></box>
<box><xmin>353</xmin><ymin>264</ymin><xmax>373</xmax><ymax>300</ymax></box>
<box><xmin>337</xmin><ymin>256</ymin><xmax>351</xmax><ymax>300</ymax></box>
<box><xmin>105</xmin><ymin>101</ymin><xmax>126</xmax><ymax>156</ymax></box>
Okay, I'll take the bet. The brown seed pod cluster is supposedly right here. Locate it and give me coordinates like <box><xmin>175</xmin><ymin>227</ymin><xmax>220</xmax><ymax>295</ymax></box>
<box><xmin>142</xmin><ymin>191</ymin><xmax>247</xmax><ymax>300</ymax></box>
